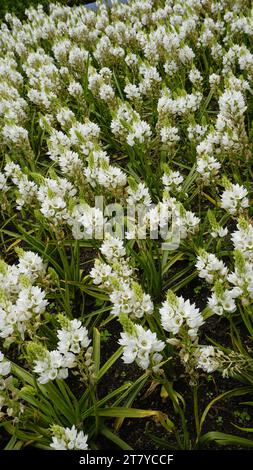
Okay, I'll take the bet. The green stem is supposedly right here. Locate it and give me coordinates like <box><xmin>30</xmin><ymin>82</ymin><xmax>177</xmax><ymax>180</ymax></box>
<box><xmin>163</xmin><ymin>380</ymin><xmax>189</xmax><ymax>449</ymax></box>
<box><xmin>193</xmin><ymin>385</ymin><xmax>200</xmax><ymax>444</ymax></box>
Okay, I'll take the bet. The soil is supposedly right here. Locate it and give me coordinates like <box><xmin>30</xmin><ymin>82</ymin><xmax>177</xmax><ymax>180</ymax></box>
<box><xmin>96</xmin><ymin>312</ymin><xmax>253</xmax><ymax>450</ymax></box>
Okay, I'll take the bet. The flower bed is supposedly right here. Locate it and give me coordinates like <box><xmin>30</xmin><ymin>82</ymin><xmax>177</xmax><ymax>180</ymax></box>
<box><xmin>0</xmin><ymin>0</ymin><xmax>253</xmax><ymax>451</ymax></box>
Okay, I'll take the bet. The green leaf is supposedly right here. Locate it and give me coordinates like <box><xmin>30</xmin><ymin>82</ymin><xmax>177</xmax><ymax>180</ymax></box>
<box><xmin>199</xmin><ymin>431</ymin><xmax>253</xmax><ymax>448</ymax></box>
<box><xmin>93</xmin><ymin>327</ymin><xmax>101</xmax><ymax>376</ymax></box>
<box><xmin>98</xmin><ymin>347</ymin><xmax>123</xmax><ymax>380</ymax></box>
<box><xmin>100</xmin><ymin>427</ymin><xmax>133</xmax><ymax>450</ymax></box>
<box><xmin>94</xmin><ymin>407</ymin><xmax>165</xmax><ymax>419</ymax></box>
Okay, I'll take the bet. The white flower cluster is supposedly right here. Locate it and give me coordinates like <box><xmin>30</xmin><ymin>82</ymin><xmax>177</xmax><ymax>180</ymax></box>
<box><xmin>195</xmin><ymin>343</ymin><xmax>252</xmax><ymax>378</ymax></box>
<box><xmin>127</xmin><ymin>181</ymin><xmax>152</xmax><ymax>208</ymax></box>
<box><xmin>4</xmin><ymin>162</ymin><xmax>37</xmax><ymax>210</ymax></box>
<box><xmin>211</xmin><ymin>226</ymin><xmax>228</xmax><ymax>238</ymax></box>
<box><xmin>227</xmin><ymin>253</ymin><xmax>253</xmax><ymax>305</ymax></box>
<box><xmin>88</xmin><ymin>66</ymin><xmax>115</xmax><ymax>103</ymax></box>
<box><xmin>70</xmin><ymin>203</ymin><xmax>105</xmax><ymax>240</ymax></box>
<box><xmin>1</xmin><ymin>0</ymin><xmax>253</xmax><ymax>413</ymax></box>
<box><xmin>195</xmin><ymin>346</ymin><xmax>222</xmax><ymax>373</ymax></box>
<box><xmin>47</xmin><ymin>120</ymin><xmax>127</xmax><ymax>193</ymax></box>
<box><xmin>119</xmin><ymin>321</ymin><xmax>165</xmax><ymax>372</ymax></box>
<box><xmin>0</xmin><ymin>351</ymin><xmax>13</xmax><ymax>417</ymax></box>
<box><xmin>0</xmin><ymin>54</ymin><xmax>28</xmax><ymax>150</ymax></box>
<box><xmin>0</xmin><ymin>250</ymin><xmax>47</xmax><ymax>343</ymax></box>
<box><xmin>0</xmin><ymin>351</ymin><xmax>11</xmax><ymax>389</ymax></box>
<box><xmin>196</xmin><ymin>250</ymin><xmax>228</xmax><ymax>285</ymax></box>
<box><xmin>146</xmin><ymin>194</ymin><xmax>200</xmax><ymax>243</ymax></box>
<box><xmin>220</xmin><ymin>182</ymin><xmax>249</xmax><ymax>215</ymax></box>
<box><xmin>33</xmin><ymin>349</ymin><xmax>75</xmax><ymax>384</ymax></box>
<box><xmin>160</xmin><ymin>126</ymin><xmax>180</xmax><ymax>146</ymax></box>
<box><xmin>0</xmin><ymin>171</ymin><xmax>8</xmax><ymax>193</ymax></box>
<box><xmin>196</xmin><ymin>154</ymin><xmax>221</xmax><ymax>183</ymax></box>
<box><xmin>207</xmin><ymin>209</ymin><xmax>228</xmax><ymax>239</ymax></box>
<box><xmin>84</xmin><ymin>149</ymin><xmax>127</xmax><ymax>191</ymax></box>
<box><xmin>57</xmin><ymin>318</ymin><xmax>91</xmax><ymax>355</ymax></box>
<box><xmin>231</xmin><ymin>218</ymin><xmax>253</xmax><ymax>260</ymax></box>
<box><xmin>158</xmin><ymin>89</ymin><xmax>202</xmax><ymax>118</ymax></box>
<box><xmin>51</xmin><ymin>425</ymin><xmax>88</xmax><ymax>450</ymax></box>
<box><xmin>195</xmin><ymin>250</ymin><xmax>241</xmax><ymax>316</ymax></box>
<box><xmin>90</xmin><ymin>236</ymin><xmax>153</xmax><ymax>320</ymax></box>
<box><xmin>162</xmin><ymin>166</ymin><xmax>183</xmax><ymax>194</ymax></box>
<box><xmin>196</xmin><ymin>244</ymin><xmax>253</xmax><ymax>316</ymax></box>
<box><xmin>69</xmin><ymin>121</ymin><xmax>100</xmax><ymax>155</ymax></box>
<box><xmin>160</xmin><ymin>290</ymin><xmax>204</xmax><ymax>339</ymax></box>
<box><xmin>37</xmin><ymin>177</ymin><xmax>77</xmax><ymax>224</ymax></box>
<box><xmin>207</xmin><ymin>282</ymin><xmax>240</xmax><ymax>316</ymax></box>
<box><xmin>31</xmin><ymin>316</ymin><xmax>92</xmax><ymax>384</ymax></box>
<box><xmin>23</xmin><ymin>49</ymin><xmax>61</xmax><ymax>109</ymax></box>
<box><xmin>111</xmin><ymin>103</ymin><xmax>151</xmax><ymax>147</ymax></box>
<box><xmin>195</xmin><ymin>77</ymin><xmax>249</xmax><ymax>183</ymax></box>
<box><xmin>195</xmin><ymin>131</ymin><xmax>221</xmax><ymax>183</ymax></box>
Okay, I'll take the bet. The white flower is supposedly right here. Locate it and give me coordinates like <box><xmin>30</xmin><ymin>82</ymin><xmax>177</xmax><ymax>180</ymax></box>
<box><xmin>196</xmin><ymin>155</ymin><xmax>221</xmax><ymax>183</ymax></box>
<box><xmin>209</xmin><ymin>73</ymin><xmax>220</xmax><ymax>87</ymax></box>
<box><xmin>231</xmin><ymin>220</ymin><xmax>253</xmax><ymax>259</ymax></box>
<box><xmin>160</xmin><ymin>126</ymin><xmax>180</xmax><ymax>145</ymax></box>
<box><xmin>68</xmin><ymin>81</ymin><xmax>84</xmax><ymax>98</ymax></box>
<box><xmin>208</xmin><ymin>287</ymin><xmax>240</xmax><ymax>316</ymax></box>
<box><xmin>178</xmin><ymin>45</ymin><xmax>195</xmax><ymax>64</ymax></box>
<box><xmin>119</xmin><ymin>324</ymin><xmax>165</xmax><ymax>371</ymax></box>
<box><xmin>111</xmin><ymin>104</ymin><xmax>151</xmax><ymax>147</ymax></box>
<box><xmin>187</xmin><ymin>124</ymin><xmax>208</xmax><ymax>142</ymax></box>
<box><xmin>124</xmin><ymin>83</ymin><xmax>141</xmax><ymax>101</ymax></box>
<box><xmin>2</xmin><ymin>124</ymin><xmax>29</xmax><ymax>146</ymax></box>
<box><xmin>220</xmin><ymin>184</ymin><xmax>249</xmax><ymax>215</ymax></box>
<box><xmin>125</xmin><ymin>53</ymin><xmax>138</xmax><ymax>68</ymax></box>
<box><xmin>158</xmin><ymin>90</ymin><xmax>202</xmax><ymax>117</ymax></box>
<box><xmin>70</xmin><ymin>204</ymin><xmax>105</xmax><ymax>240</ymax></box>
<box><xmin>96</xmin><ymin>165</ymin><xmax>127</xmax><ymax>190</ymax></box>
<box><xmin>90</xmin><ymin>260</ymin><xmax>113</xmax><ymax>287</ymax></box>
<box><xmin>100</xmin><ymin>237</ymin><xmax>126</xmax><ymax>262</ymax></box>
<box><xmin>0</xmin><ymin>352</ymin><xmax>11</xmax><ymax>377</ymax></box>
<box><xmin>51</xmin><ymin>425</ymin><xmax>88</xmax><ymax>450</ymax></box>
<box><xmin>180</xmin><ymin>210</ymin><xmax>200</xmax><ymax>238</ymax></box>
<box><xmin>227</xmin><ymin>258</ymin><xmax>253</xmax><ymax>304</ymax></box>
<box><xmin>164</xmin><ymin>60</ymin><xmax>178</xmax><ymax>76</ymax></box>
<box><xmin>162</xmin><ymin>170</ymin><xmax>183</xmax><ymax>192</ymax></box>
<box><xmin>160</xmin><ymin>291</ymin><xmax>204</xmax><ymax>339</ymax></box>
<box><xmin>195</xmin><ymin>346</ymin><xmax>221</xmax><ymax>373</ymax></box>
<box><xmin>110</xmin><ymin>282</ymin><xmax>153</xmax><ymax>319</ymax></box>
<box><xmin>16</xmin><ymin>286</ymin><xmax>48</xmax><ymax>316</ymax></box>
<box><xmin>127</xmin><ymin>182</ymin><xmax>152</xmax><ymax>207</ymax></box>
<box><xmin>0</xmin><ymin>172</ymin><xmax>8</xmax><ymax>192</ymax></box>
<box><xmin>211</xmin><ymin>226</ymin><xmax>228</xmax><ymax>238</ymax></box>
<box><xmin>56</xmin><ymin>107</ymin><xmax>75</xmax><ymax>129</ymax></box>
<box><xmin>18</xmin><ymin>251</ymin><xmax>47</xmax><ymax>280</ymax></box>
<box><xmin>37</xmin><ymin>178</ymin><xmax>76</xmax><ymax>223</ymax></box>
<box><xmin>57</xmin><ymin>319</ymin><xmax>91</xmax><ymax>355</ymax></box>
<box><xmin>69</xmin><ymin>121</ymin><xmax>100</xmax><ymax>155</ymax></box>
<box><xmin>189</xmin><ymin>68</ymin><xmax>203</xmax><ymax>86</ymax></box>
<box><xmin>126</xmin><ymin>121</ymin><xmax>152</xmax><ymax>146</ymax></box>
<box><xmin>4</xmin><ymin>163</ymin><xmax>37</xmax><ymax>210</ymax></box>
<box><xmin>58</xmin><ymin>151</ymin><xmax>84</xmax><ymax>177</ymax></box>
<box><xmin>33</xmin><ymin>350</ymin><xmax>75</xmax><ymax>384</ymax></box>
<box><xmin>196</xmin><ymin>252</ymin><xmax>228</xmax><ymax>284</ymax></box>
<box><xmin>219</xmin><ymin>90</ymin><xmax>247</xmax><ymax>119</ymax></box>
<box><xmin>69</xmin><ymin>46</ymin><xmax>88</xmax><ymax>72</ymax></box>
<box><xmin>99</xmin><ymin>83</ymin><xmax>115</xmax><ymax>102</ymax></box>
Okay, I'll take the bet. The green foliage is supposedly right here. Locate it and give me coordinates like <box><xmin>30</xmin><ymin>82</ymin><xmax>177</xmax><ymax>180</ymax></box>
<box><xmin>0</xmin><ymin>0</ymin><xmax>253</xmax><ymax>452</ymax></box>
